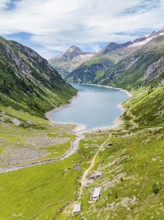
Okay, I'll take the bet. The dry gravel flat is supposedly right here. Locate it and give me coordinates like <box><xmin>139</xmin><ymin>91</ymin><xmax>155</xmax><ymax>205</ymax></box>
<box><xmin>0</xmin><ymin>129</ymin><xmax>84</xmax><ymax>174</ymax></box>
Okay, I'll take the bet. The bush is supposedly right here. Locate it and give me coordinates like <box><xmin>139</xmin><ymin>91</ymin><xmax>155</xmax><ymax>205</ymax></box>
<box><xmin>152</xmin><ymin>183</ymin><xmax>159</xmax><ymax>194</ymax></box>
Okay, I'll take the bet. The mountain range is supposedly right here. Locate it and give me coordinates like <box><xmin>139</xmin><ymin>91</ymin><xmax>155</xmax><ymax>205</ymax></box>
<box><xmin>49</xmin><ymin>27</ymin><xmax>164</xmax><ymax>90</ymax></box>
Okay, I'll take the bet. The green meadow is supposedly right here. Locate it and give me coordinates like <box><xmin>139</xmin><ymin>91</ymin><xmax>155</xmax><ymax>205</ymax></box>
<box><xmin>0</xmin><ymin>155</ymin><xmax>80</xmax><ymax>220</ymax></box>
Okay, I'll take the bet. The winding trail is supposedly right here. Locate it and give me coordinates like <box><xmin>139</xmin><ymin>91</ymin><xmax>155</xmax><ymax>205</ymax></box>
<box><xmin>79</xmin><ymin>133</ymin><xmax>112</xmax><ymax>198</ymax></box>
<box><xmin>0</xmin><ymin>130</ymin><xmax>84</xmax><ymax>174</ymax></box>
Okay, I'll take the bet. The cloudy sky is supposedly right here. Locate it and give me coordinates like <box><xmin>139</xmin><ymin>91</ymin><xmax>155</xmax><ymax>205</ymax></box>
<box><xmin>0</xmin><ymin>0</ymin><xmax>163</xmax><ymax>58</ymax></box>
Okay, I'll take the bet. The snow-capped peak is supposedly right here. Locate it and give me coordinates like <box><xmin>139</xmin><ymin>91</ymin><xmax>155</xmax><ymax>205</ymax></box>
<box><xmin>129</xmin><ymin>27</ymin><xmax>164</xmax><ymax>48</ymax></box>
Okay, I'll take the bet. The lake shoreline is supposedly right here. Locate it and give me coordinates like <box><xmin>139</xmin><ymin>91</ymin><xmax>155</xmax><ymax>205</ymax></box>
<box><xmin>45</xmin><ymin>91</ymin><xmax>79</xmax><ymax>121</ymax></box>
<box><xmin>45</xmin><ymin>83</ymin><xmax>132</xmax><ymax>133</ymax></box>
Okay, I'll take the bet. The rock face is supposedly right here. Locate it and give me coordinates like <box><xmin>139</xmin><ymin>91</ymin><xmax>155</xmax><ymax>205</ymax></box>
<box><xmin>66</xmin><ymin>28</ymin><xmax>164</xmax><ymax>89</ymax></box>
<box><xmin>0</xmin><ymin>36</ymin><xmax>76</xmax><ymax>116</ymax></box>
<box><xmin>144</xmin><ymin>56</ymin><xmax>164</xmax><ymax>80</ymax></box>
<box><xmin>48</xmin><ymin>45</ymin><xmax>94</xmax><ymax>77</ymax></box>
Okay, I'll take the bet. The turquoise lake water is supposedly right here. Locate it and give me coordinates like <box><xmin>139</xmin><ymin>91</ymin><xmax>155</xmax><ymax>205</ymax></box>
<box><xmin>49</xmin><ymin>84</ymin><xmax>129</xmax><ymax>130</ymax></box>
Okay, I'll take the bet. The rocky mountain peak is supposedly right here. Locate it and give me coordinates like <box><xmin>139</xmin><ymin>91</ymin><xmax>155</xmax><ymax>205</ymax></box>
<box><xmin>66</xmin><ymin>45</ymin><xmax>82</xmax><ymax>54</ymax></box>
<box><xmin>48</xmin><ymin>45</ymin><xmax>94</xmax><ymax>76</ymax></box>
<box><xmin>102</xmin><ymin>42</ymin><xmax>120</xmax><ymax>54</ymax></box>
<box><xmin>51</xmin><ymin>45</ymin><xmax>89</xmax><ymax>62</ymax></box>
<box><xmin>61</xmin><ymin>45</ymin><xmax>87</xmax><ymax>61</ymax></box>
<box><xmin>100</xmin><ymin>41</ymin><xmax>132</xmax><ymax>55</ymax></box>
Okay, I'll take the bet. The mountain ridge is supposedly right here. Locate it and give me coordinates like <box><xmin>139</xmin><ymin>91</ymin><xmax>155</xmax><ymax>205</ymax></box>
<box><xmin>66</xmin><ymin>28</ymin><xmax>164</xmax><ymax>88</ymax></box>
<box><xmin>0</xmin><ymin>36</ymin><xmax>76</xmax><ymax>117</ymax></box>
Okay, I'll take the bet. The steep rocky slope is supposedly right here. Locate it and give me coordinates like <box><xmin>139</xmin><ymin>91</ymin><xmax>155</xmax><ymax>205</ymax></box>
<box><xmin>0</xmin><ymin>36</ymin><xmax>76</xmax><ymax>116</ymax></box>
<box><xmin>48</xmin><ymin>45</ymin><xmax>94</xmax><ymax>77</ymax></box>
<box><xmin>101</xmin><ymin>35</ymin><xmax>164</xmax><ymax>90</ymax></box>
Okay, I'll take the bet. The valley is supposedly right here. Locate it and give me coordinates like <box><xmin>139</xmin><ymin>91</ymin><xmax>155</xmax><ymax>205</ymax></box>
<box><xmin>0</xmin><ymin>27</ymin><xmax>163</xmax><ymax>220</ymax></box>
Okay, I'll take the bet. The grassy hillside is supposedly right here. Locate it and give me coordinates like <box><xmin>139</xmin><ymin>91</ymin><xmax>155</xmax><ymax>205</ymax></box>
<box><xmin>60</xmin><ymin>84</ymin><xmax>164</xmax><ymax>219</ymax></box>
<box><xmin>70</xmin><ymin>126</ymin><xmax>163</xmax><ymax>220</ymax></box>
<box><xmin>123</xmin><ymin>85</ymin><xmax>164</xmax><ymax>129</ymax></box>
<box><xmin>0</xmin><ymin>36</ymin><xmax>76</xmax><ymax>117</ymax></box>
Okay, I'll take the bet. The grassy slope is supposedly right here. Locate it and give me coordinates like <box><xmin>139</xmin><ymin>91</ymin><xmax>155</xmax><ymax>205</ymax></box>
<box><xmin>0</xmin><ymin>37</ymin><xmax>76</xmax><ymax>117</ymax></box>
<box><xmin>123</xmin><ymin>85</ymin><xmax>164</xmax><ymax>129</ymax></box>
<box><xmin>61</xmin><ymin>84</ymin><xmax>163</xmax><ymax>219</ymax></box>
<box><xmin>0</xmin><ymin>36</ymin><xmax>79</xmax><ymax>219</ymax></box>
<box><xmin>72</xmin><ymin>127</ymin><xmax>163</xmax><ymax>220</ymax></box>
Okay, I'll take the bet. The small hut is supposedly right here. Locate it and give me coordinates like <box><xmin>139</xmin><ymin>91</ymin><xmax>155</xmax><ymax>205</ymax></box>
<box><xmin>73</xmin><ymin>203</ymin><xmax>81</xmax><ymax>214</ymax></box>
<box><xmin>92</xmin><ymin>187</ymin><xmax>101</xmax><ymax>201</ymax></box>
<box><xmin>89</xmin><ymin>171</ymin><xmax>102</xmax><ymax>180</ymax></box>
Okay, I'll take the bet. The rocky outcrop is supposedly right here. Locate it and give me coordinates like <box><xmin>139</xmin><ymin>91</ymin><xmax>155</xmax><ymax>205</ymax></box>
<box><xmin>144</xmin><ymin>56</ymin><xmax>164</xmax><ymax>80</ymax></box>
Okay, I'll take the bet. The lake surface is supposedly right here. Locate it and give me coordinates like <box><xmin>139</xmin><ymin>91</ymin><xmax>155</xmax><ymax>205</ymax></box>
<box><xmin>49</xmin><ymin>84</ymin><xmax>129</xmax><ymax>130</ymax></box>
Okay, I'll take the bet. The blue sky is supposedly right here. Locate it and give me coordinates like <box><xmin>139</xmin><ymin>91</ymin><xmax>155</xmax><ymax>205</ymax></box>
<box><xmin>0</xmin><ymin>0</ymin><xmax>163</xmax><ymax>58</ymax></box>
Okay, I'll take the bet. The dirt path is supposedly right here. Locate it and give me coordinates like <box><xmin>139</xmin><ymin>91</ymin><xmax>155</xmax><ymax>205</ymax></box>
<box><xmin>79</xmin><ymin>133</ymin><xmax>112</xmax><ymax>198</ymax></box>
<box><xmin>0</xmin><ymin>131</ymin><xmax>84</xmax><ymax>174</ymax></box>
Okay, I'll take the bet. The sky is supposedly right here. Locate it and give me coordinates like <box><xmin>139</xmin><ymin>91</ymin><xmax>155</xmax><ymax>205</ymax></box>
<box><xmin>0</xmin><ymin>0</ymin><xmax>163</xmax><ymax>58</ymax></box>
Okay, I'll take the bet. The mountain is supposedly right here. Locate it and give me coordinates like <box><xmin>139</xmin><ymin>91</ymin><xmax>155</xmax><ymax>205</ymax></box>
<box><xmin>67</xmin><ymin>28</ymin><xmax>164</xmax><ymax>84</ymax></box>
<box><xmin>0</xmin><ymin>36</ymin><xmax>76</xmax><ymax>117</ymax></box>
<box><xmin>48</xmin><ymin>45</ymin><xmax>94</xmax><ymax>77</ymax></box>
<box><xmin>65</xmin><ymin>41</ymin><xmax>138</xmax><ymax>83</ymax></box>
<box><xmin>100</xmin><ymin>35</ymin><xmax>164</xmax><ymax>90</ymax></box>
<box><xmin>99</xmin><ymin>41</ymin><xmax>132</xmax><ymax>55</ymax></box>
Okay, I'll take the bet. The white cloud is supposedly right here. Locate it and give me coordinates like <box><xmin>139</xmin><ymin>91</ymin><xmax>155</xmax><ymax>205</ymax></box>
<box><xmin>0</xmin><ymin>0</ymin><xmax>163</xmax><ymax>58</ymax></box>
